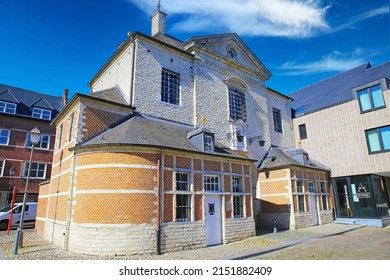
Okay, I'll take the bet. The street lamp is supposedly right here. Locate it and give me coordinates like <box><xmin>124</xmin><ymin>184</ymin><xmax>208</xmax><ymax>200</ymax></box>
<box><xmin>13</xmin><ymin>127</ymin><xmax>41</xmax><ymax>255</ymax></box>
<box><xmin>6</xmin><ymin>167</ymin><xmax>16</xmax><ymax>206</ymax></box>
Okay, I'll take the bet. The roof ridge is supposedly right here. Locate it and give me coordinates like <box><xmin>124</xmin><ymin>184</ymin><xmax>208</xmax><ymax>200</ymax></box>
<box><xmin>289</xmin><ymin>62</ymin><xmax>371</xmax><ymax>95</ymax></box>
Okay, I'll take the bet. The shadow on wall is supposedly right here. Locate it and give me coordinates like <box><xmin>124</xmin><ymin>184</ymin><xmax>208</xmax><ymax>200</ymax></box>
<box><xmin>256</xmin><ymin>199</ymin><xmax>291</xmax><ymax>234</ymax></box>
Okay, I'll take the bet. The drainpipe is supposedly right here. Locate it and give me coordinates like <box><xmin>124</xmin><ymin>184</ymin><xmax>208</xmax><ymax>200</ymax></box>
<box><xmin>156</xmin><ymin>149</ymin><xmax>164</xmax><ymax>255</ymax></box>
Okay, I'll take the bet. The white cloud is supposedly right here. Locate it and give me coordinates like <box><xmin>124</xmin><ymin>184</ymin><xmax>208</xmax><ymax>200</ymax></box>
<box><xmin>334</xmin><ymin>5</ymin><xmax>389</xmax><ymax>31</ymax></box>
<box><xmin>278</xmin><ymin>48</ymin><xmax>372</xmax><ymax>75</ymax></box>
<box><xmin>127</xmin><ymin>0</ymin><xmax>330</xmax><ymax>38</ymax></box>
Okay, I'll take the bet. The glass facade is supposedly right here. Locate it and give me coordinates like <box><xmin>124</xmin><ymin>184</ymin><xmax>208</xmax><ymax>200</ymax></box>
<box><xmin>333</xmin><ymin>175</ymin><xmax>390</xmax><ymax>219</ymax></box>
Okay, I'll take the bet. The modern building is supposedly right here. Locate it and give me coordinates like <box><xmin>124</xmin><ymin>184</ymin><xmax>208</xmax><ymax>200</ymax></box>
<box><xmin>290</xmin><ymin>62</ymin><xmax>390</xmax><ymax>227</ymax></box>
<box><xmin>0</xmin><ymin>84</ymin><xmax>66</xmax><ymax>206</ymax></box>
<box><xmin>36</xmin><ymin>6</ymin><xmax>295</xmax><ymax>256</ymax></box>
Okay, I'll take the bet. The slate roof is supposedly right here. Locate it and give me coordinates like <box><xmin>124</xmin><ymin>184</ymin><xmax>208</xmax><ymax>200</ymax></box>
<box><xmin>289</xmin><ymin>62</ymin><xmax>390</xmax><ymax>116</ymax></box>
<box><xmin>258</xmin><ymin>147</ymin><xmax>330</xmax><ymax>171</ymax></box>
<box><xmin>0</xmin><ymin>83</ymin><xmax>64</xmax><ymax>118</ymax></box>
<box><xmin>75</xmin><ymin>113</ymin><xmax>253</xmax><ymax>160</ymax></box>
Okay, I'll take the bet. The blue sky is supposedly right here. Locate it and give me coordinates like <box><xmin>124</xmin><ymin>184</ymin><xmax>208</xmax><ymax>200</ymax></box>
<box><xmin>0</xmin><ymin>0</ymin><xmax>388</xmax><ymax>98</ymax></box>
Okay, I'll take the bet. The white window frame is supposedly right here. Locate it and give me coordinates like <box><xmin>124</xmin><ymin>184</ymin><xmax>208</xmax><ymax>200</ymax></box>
<box><xmin>204</xmin><ymin>135</ymin><xmax>214</xmax><ymax>152</ymax></box>
<box><xmin>174</xmin><ymin>172</ymin><xmax>192</xmax><ymax>222</ymax></box>
<box><xmin>232</xmin><ymin>176</ymin><xmax>244</xmax><ymax>218</ymax></box>
<box><xmin>32</xmin><ymin>107</ymin><xmax>52</xmax><ymax>120</ymax></box>
<box><xmin>57</xmin><ymin>124</ymin><xmax>63</xmax><ymax>150</ymax></box>
<box><xmin>204</xmin><ymin>175</ymin><xmax>220</xmax><ymax>192</ymax></box>
<box><xmin>25</xmin><ymin>133</ymin><xmax>50</xmax><ymax>150</ymax></box>
<box><xmin>22</xmin><ymin>162</ymin><xmax>47</xmax><ymax>179</ymax></box>
<box><xmin>308</xmin><ymin>181</ymin><xmax>316</xmax><ymax>193</ymax></box>
<box><xmin>67</xmin><ymin>113</ymin><xmax>74</xmax><ymax>142</ymax></box>
<box><xmin>0</xmin><ymin>129</ymin><xmax>11</xmax><ymax>146</ymax></box>
<box><xmin>0</xmin><ymin>160</ymin><xmax>5</xmax><ymax>177</ymax></box>
<box><xmin>0</xmin><ymin>101</ymin><xmax>17</xmax><ymax>114</ymax></box>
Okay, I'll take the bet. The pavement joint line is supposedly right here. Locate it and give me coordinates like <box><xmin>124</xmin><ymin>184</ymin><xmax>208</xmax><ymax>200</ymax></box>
<box><xmin>225</xmin><ymin>225</ymin><xmax>366</xmax><ymax>260</ymax></box>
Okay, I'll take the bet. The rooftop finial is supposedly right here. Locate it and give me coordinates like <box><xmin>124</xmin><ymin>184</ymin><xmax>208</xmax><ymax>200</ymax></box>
<box><xmin>157</xmin><ymin>0</ymin><xmax>161</xmax><ymax>10</ymax></box>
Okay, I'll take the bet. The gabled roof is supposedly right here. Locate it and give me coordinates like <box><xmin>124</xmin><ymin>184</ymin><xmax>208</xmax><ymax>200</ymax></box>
<box><xmin>74</xmin><ymin>113</ymin><xmax>254</xmax><ymax>161</ymax></box>
<box><xmin>31</xmin><ymin>97</ymin><xmax>55</xmax><ymax>110</ymax></box>
<box><xmin>258</xmin><ymin>147</ymin><xmax>330</xmax><ymax>171</ymax></box>
<box><xmin>289</xmin><ymin>62</ymin><xmax>390</xmax><ymax>116</ymax></box>
<box><xmin>0</xmin><ymin>89</ymin><xmax>20</xmax><ymax>104</ymax></box>
<box><xmin>0</xmin><ymin>83</ymin><xmax>64</xmax><ymax>118</ymax></box>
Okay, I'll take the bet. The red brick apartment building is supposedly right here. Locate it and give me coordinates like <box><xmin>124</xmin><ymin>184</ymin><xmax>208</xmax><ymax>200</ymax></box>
<box><xmin>0</xmin><ymin>84</ymin><xmax>65</xmax><ymax>206</ymax></box>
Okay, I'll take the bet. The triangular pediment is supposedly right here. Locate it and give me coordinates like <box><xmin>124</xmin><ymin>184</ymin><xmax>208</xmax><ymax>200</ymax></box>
<box><xmin>0</xmin><ymin>89</ymin><xmax>20</xmax><ymax>104</ymax></box>
<box><xmin>183</xmin><ymin>33</ymin><xmax>271</xmax><ymax>80</ymax></box>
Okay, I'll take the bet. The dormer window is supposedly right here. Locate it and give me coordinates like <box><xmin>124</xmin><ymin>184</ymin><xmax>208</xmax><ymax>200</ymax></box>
<box><xmin>0</xmin><ymin>101</ymin><xmax>16</xmax><ymax>114</ymax></box>
<box><xmin>204</xmin><ymin>134</ymin><xmax>214</xmax><ymax>152</ymax></box>
<box><xmin>32</xmin><ymin>107</ymin><xmax>52</xmax><ymax>120</ymax></box>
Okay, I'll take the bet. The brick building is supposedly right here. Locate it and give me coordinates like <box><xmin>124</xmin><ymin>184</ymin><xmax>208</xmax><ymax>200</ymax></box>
<box><xmin>258</xmin><ymin>147</ymin><xmax>333</xmax><ymax>230</ymax></box>
<box><xmin>35</xmin><ymin>5</ymin><xmax>297</xmax><ymax>256</ymax></box>
<box><xmin>0</xmin><ymin>84</ymin><xmax>65</xmax><ymax>206</ymax></box>
<box><xmin>290</xmin><ymin>62</ymin><xmax>390</xmax><ymax>227</ymax></box>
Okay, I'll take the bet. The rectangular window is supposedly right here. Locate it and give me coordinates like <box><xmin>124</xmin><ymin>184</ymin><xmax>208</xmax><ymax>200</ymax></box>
<box><xmin>229</xmin><ymin>89</ymin><xmax>246</xmax><ymax>121</ymax></box>
<box><xmin>272</xmin><ymin>108</ymin><xmax>283</xmax><ymax>133</ymax></box>
<box><xmin>366</xmin><ymin>126</ymin><xmax>390</xmax><ymax>153</ymax></box>
<box><xmin>176</xmin><ymin>172</ymin><xmax>189</xmax><ymax>191</ymax></box>
<box><xmin>26</xmin><ymin>133</ymin><xmax>50</xmax><ymax>149</ymax></box>
<box><xmin>308</xmin><ymin>181</ymin><xmax>316</xmax><ymax>193</ymax></box>
<box><xmin>0</xmin><ymin>160</ymin><xmax>4</xmax><ymax>177</ymax></box>
<box><xmin>161</xmin><ymin>68</ymin><xmax>180</xmax><ymax>105</ymax></box>
<box><xmin>298</xmin><ymin>195</ymin><xmax>305</xmax><ymax>212</ymax></box>
<box><xmin>175</xmin><ymin>194</ymin><xmax>191</xmax><ymax>222</ymax></box>
<box><xmin>299</xmin><ymin>124</ymin><xmax>307</xmax><ymax>140</ymax></box>
<box><xmin>322</xmin><ymin>195</ymin><xmax>328</xmax><ymax>211</ymax></box>
<box><xmin>0</xmin><ymin>129</ymin><xmax>11</xmax><ymax>145</ymax></box>
<box><xmin>67</xmin><ymin>113</ymin><xmax>74</xmax><ymax>141</ymax></box>
<box><xmin>204</xmin><ymin>135</ymin><xmax>214</xmax><ymax>152</ymax></box>
<box><xmin>296</xmin><ymin>180</ymin><xmax>304</xmax><ymax>193</ymax></box>
<box><xmin>0</xmin><ymin>101</ymin><xmax>16</xmax><ymax>114</ymax></box>
<box><xmin>232</xmin><ymin>176</ymin><xmax>244</xmax><ymax>218</ymax></box>
<box><xmin>320</xmin><ymin>182</ymin><xmax>327</xmax><ymax>193</ymax></box>
<box><xmin>204</xmin><ymin>175</ymin><xmax>219</xmax><ymax>192</ymax></box>
<box><xmin>175</xmin><ymin>172</ymin><xmax>191</xmax><ymax>222</ymax></box>
<box><xmin>22</xmin><ymin>162</ymin><xmax>47</xmax><ymax>179</ymax></box>
<box><xmin>32</xmin><ymin>107</ymin><xmax>52</xmax><ymax>120</ymax></box>
<box><xmin>57</xmin><ymin>124</ymin><xmax>63</xmax><ymax>150</ymax></box>
<box><xmin>357</xmin><ymin>85</ymin><xmax>385</xmax><ymax>113</ymax></box>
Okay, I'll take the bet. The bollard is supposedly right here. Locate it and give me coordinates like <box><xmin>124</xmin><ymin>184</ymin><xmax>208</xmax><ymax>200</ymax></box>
<box><xmin>273</xmin><ymin>219</ymin><xmax>277</xmax><ymax>233</ymax></box>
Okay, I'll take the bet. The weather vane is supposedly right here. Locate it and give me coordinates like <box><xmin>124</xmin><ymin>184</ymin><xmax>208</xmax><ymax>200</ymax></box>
<box><xmin>201</xmin><ymin>115</ymin><xmax>206</xmax><ymax>126</ymax></box>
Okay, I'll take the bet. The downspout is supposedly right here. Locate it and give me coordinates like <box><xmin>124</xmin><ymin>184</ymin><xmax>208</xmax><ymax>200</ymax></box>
<box><xmin>156</xmin><ymin>149</ymin><xmax>164</xmax><ymax>255</ymax></box>
<box><xmin>64</xmin><ymin>151</ymin><xmax>76</xmax><ymax>251</ymax></box>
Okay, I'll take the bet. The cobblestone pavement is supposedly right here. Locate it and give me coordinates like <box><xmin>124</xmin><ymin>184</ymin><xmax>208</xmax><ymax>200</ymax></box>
<box><xmin>0</xmin><ymin>223</ymin><xmax>389</xmax><ymax>260</ymax></box>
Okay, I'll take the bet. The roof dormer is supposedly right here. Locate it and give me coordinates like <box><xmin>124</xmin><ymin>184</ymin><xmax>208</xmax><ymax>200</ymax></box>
<box><xmin>187</xmin><ymin>127</ymin><xmax>215</xmax><ymax>153</ymax></box>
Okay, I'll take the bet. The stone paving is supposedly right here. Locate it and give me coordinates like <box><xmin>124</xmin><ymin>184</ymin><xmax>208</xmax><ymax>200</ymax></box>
<box><xmin>0</xmin><ymin>223</ymin><xmax>389</xmax><ymax>260</ymax></box>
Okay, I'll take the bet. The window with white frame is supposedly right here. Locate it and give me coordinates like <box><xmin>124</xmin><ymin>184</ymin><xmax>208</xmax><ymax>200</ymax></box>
<box><xmin>57</xmin><ymin>124</ymin><xmax>63</xmax><ymax>150</ymax></box>
<box><xmin>22</xmin><ymin>162</ymin><xmax>47</xmax><ymax>179</ymax></box>
<box><xmin>204</xmin><ymin>175</ymin><xmax>220</xmax><ymax>192</ymax></box>
<box><xmin>229</xmin><ymin>89</ymin><xmax>246</xmax><ymax>121</ymax></box>
<box><xmin>67</xmin><ymin>113</ymin><xmax>74</xmax><ymax>141</ymax></box>
<box><xmin>296</xmin><ymin>180</ymin><xmax>306</xmax><ymax>213</ymax></box>
<box><xmin>308</xmin><ymin>181</ymin><xmax>316</xmax><ymax>193</ymax></box>
<box><xmin>204</xmin><ymin>135</ymin><xmax>214</xmax><ymax>152</ymax></box>
<box><xmin>0</xmin><ymin>160</ymin><xmax>4</xmax><ymax>177</ymax></box>
<box><xmin>0</xmin><ymin>129</ymin><xmax>11</xmax><ymax>145</ymax></box>
<box><xmin>161</xmin><ymin>68</ymin><xmax>180</xmax><ymax>105</ymax></box>
<box><xmin>232</xmin><ymin>176</ymin><xmax>244</xmax><ymax>218</ymax></box>
<box><xmin>272</xmin><ymin>108</ymin><xmax>283</xmax><ymax>133</ymax></box>
<box><xmin>26</xmin><ymin>133</ymin><xmax>50</xmax><ymax>149</ymax></box>
<box><xmin>0</xmin><ymin>101</ymin><xmax>16</xmax><ymax>114</ymax></box>
<box><xmin>32</xmin><ymin>107</ymin><xmax>52</xmax><ymax>120</ymax></box>
<box><xmin>175</xmin><ymin>172</ymin><xmax>191</xmax><ymax>221</ymax></box>
<box><xmin>357</xmin><ymin>84</ymin><xmax>385</xmax><ymax>113</ymax></box>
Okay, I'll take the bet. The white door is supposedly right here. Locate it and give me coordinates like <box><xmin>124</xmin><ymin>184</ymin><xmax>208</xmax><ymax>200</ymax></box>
<box><xmin>310</xmin><ymin>194</ymin><xmax>319</xmax><ymax>225</ymax></box>
<box><xmin>205</xmin><ymin>196</ymin><xmax>222</xmax><ymax>246</ymax></box>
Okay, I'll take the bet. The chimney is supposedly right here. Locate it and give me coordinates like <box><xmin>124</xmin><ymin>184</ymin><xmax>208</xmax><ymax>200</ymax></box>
<box><xmin>151</xmin><ymin>0</ymin><xmax>167</xmax><ymax>36</ymax></box>
<box><xmin>63</xmin><ymin>88</ymin><xmax>69</xmax><ymax>105</ymax></box>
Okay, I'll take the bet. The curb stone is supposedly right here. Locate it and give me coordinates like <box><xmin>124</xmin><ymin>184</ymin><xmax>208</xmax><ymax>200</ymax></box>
<box><xmin>225</xmin><ymin>225</ymin><xmax>366</xmax><ymax>260</ymax></box>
